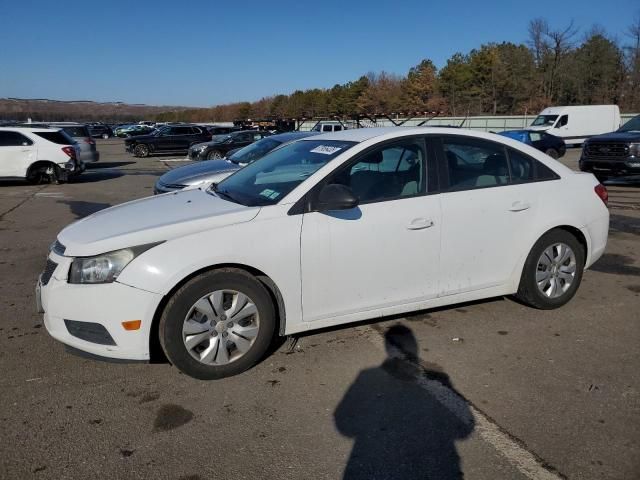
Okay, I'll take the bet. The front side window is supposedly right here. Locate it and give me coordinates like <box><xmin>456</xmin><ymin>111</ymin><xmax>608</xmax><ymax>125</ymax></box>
<box><xmin>557</xmin><ymin>115</ymin><xmax>568</xmax><ymax>127</ymax></box>
<box><xmin>213</xmin><ymin>139</ymin><xmax>355</xmax><ymax>206</ymax></box>
<box><xmin>322</xmin><ymin>125</ymin><xmax>333</xmax><ymax>132</ymax></box>
<box><xmin>443</xmin><ymin>137</ymin><xmax>509</xmax><ymax>189</ymax></box>
<box><xmin>0</xmin><ymin>131</ymin><xmax>33</xmax><ymax>147</ymax></box>
<box><xmin>328</xmin><ymin>139</ymin><xmax>426</xmax><ymax>203</ymax></box>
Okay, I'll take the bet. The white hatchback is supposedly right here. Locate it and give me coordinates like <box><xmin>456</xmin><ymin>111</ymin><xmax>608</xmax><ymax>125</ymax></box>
<box><xmin>38</xmin><ymin>127</ymin><xmax>609</xmax><ymax>379</ymax></box>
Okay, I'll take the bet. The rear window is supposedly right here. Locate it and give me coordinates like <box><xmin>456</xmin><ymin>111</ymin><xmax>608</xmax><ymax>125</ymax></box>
<box><xmin>35</xmin><ymin>131</ymin><xmax>73</xmax><ymax>145</ymax></box>
<box><xmin>62</xmin><ymin>126</ymin><xmax>90</xmax><ymax>138</ymax></box>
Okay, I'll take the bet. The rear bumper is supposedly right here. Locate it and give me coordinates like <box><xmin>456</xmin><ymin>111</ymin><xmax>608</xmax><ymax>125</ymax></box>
<box><xmin>579</xmin><ymin>157</ymin><xmax>640</xmax><ymax>177</ymax></box>
<box><xmin>583</xmin><ymin>213</ymin><xmax>609</xmax><ymax>269</ymax></box>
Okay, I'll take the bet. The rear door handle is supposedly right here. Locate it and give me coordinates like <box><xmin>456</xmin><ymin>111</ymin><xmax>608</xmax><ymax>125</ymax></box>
<box><xmin>509</xmin><ymin>201</ymin><xmax>531</xmax><ymax>212</ymax></box>
<box><xmin>407</xmin><ymin>218</ymin><xmax>434</xmax><ymax>230</ymax></box>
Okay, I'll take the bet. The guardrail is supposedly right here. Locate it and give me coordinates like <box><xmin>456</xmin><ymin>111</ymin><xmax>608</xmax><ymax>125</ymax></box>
<box><xmin>297</xmin><ymin>113</ymin><xmax>638</xmax><ymax>132</ymax></box>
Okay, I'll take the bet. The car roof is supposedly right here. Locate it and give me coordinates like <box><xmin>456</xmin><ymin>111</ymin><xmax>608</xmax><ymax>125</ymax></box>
<box><xmin>0</xmin><ymin>126</ymin><xmax>62</xmax><ymax>133</ymax></box>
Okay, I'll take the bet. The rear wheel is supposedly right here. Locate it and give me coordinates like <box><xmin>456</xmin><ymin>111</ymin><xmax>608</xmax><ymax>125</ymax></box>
<box><xmin>545</xmin><ymin>148</ymin><xmax>559</xmax><ymax>159</ymax></box>
<box><xmin>134</xmin><ymin>144</ymin><xmax>149</xmax><ymax>158</ymax></box>
<box><xmin>207</xmin><ymin>149</ymin><xmax>223</xmax><ymax>160</ymax></box>
<box><xmin>159</xmin><ymin>268</ymin><xmax>276</xmax><ymax>380</ymax></box>
<box><xmin>27</xmin><ymin>162</ymin><xmax>62</xmax><ymax>185</ymax></box>
<box><xmin>102</xmin><ymin>133</ymin><xmax>109</xmax><ymax>139</ymax></box>
<box><xmin>516</xmin><ymin>229</ymin><xmax>584</xmax><ymax>309</ymax></box>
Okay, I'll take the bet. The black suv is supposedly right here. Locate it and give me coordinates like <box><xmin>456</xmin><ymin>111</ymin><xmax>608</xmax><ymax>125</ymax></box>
<box><xmin>580</xmin><ymin>114</ymin><xmax>640</xmax><ymax>181</ymax></box>
<box><xmin>188</xmin><ymin>130</ymin><xmax>271</xmax><ymax>160</ymax></box>
<box><xmin>125</xmin><ymin>125</ymin><xmax>212</xmax><ymax>157</ymax></box>
<box><xmin>88</xmin><ymin>124</ymin><xmax>114</xmax><ymax>139</ymax></box>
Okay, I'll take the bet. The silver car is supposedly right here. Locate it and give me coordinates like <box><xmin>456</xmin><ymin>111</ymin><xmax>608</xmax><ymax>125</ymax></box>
<box><xmin>154</xmin><ymin>131</ymin><xmax>318</xmax><ymax>194</ymax></box>
<box><xmin>47</xmin><ymin>123</ymin><xmax>100</xmax><ymax>163</ymax></box>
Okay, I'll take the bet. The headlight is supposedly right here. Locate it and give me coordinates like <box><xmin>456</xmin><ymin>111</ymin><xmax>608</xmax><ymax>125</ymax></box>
<box><xmin>629</xmin><ymin>143</ymin><xmax>640</xmax><ymax>157</ymax></box>
<box><xmin>194</xmin><ymin>144</ymin><xmax>208</xmax><ymax>152</ymax></box>
<box><xmin>68</xmin><ymin>243</ymin><xmax>161</xmax><ymax>284</ymax></box>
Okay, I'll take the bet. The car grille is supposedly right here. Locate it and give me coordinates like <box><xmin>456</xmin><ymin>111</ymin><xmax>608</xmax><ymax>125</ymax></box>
<box><xmin>41</xmin><ymin>259</ymin><xmax>58</xmax><ymax>286</ymax></box>
<box><xmin>584</xmin><ymin>142</ymin><xmax>629</xmax><ymax>159</ymax></box>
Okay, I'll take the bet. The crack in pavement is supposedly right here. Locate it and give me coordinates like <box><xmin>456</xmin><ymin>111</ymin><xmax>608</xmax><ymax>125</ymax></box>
<box><xmin>0</xmin><ymin>184</ymin><xmax>49</xmax><ymax>221</ymax></box>
<box><xmin>364</xmin><ymin>323</ymin><xmax>566</xmax><ymax>480</ymax></box>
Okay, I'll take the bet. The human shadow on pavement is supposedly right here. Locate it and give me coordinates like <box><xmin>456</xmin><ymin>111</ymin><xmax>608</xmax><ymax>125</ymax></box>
<box><xmin>334</xmin><ymin>325</ymin><xmax>474</xmax><ymax>480</ymax></box>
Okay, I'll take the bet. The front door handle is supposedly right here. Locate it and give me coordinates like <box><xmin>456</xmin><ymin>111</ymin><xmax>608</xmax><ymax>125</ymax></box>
<box><xmin>407</xmin><ymin>218</ymin><xmax>434</xmax><ymax>230</ymax></box>
<box><xmin>509</xmin><ymin>201</ymin><xmax>531</xmax><ymax>212</ymax></box>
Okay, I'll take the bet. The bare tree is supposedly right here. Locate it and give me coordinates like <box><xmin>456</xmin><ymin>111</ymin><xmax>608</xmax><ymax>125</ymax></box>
<box><xmin>528</xmin><ymin>18</ymin><xmax>549</xmax><ymax>66</ymax></box>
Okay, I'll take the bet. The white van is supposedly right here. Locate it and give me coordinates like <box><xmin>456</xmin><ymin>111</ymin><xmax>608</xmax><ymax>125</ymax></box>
<box><xmin>529</xmin><ymin>105</ymin><xmax>621</xmax><ymax>146</ymax></box>
<box><xmin>311</xmin><ymin>121</ymin><xmax>347</xmax><ymax>133</ymax></box>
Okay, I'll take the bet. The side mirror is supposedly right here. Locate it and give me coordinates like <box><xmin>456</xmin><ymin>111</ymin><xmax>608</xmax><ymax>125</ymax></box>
<box><xmin>315</xmin><ymin>184</ymin><xmax>358</xmax><ymax>211</ymax></box>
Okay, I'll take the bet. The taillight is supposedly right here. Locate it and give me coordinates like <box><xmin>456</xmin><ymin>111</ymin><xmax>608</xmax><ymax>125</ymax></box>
<box><xmin>62</xmin><ymin>146</ymin><xmax>76</xmax><ymax>159</ymax></box>
<box><xmin>594</xmin><ymin>184</ymin><xmax>608</xmax><ymax>207</ymax></box>
<box><xmin>84</xmin><ymin>137</ymin><xmax>95</xmax><ymax>145</ymax></box>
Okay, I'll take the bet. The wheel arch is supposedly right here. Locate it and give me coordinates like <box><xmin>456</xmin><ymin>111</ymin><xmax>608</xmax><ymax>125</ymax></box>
<box><xmin>148</xmin><ymin>262</ymin><xmax>286</xmax><ymax>362</ymax></box>
<box><xmin>26</xmin><ymin>160</ymin><xmax>61</xmax><ymax>181</ymax></box>
<box><xmin>510</xmin><ymin>223</ymin><xmax>589</xmax><ymax>292</ymax></box>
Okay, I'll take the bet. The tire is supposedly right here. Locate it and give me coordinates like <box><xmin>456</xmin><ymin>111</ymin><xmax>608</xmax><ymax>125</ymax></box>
<box><xmin>545</xmin><ymin>148</ymin><xmax>559</xmax><ymax>159</ymax></box>
<box><xmin>134</xmin><ymin>144</ymin><xmax>149</xmax><ymax>158</ymax></box>
<box><xmin>515</xmin><ymin>229</ymin><xmax>585</xmax><ymax>309</ymax></box>
<box><xmin>102</xmin><ymin>133</ymin><xmax>109</xmax><ymax>139</ymax></box>
<box><xmin>159</xmin><ymin>268</ymin><xmax>276</xmax><ymax>380</ymax></box>
<box><xmin>207</xmin><ymin>149</ymin><xmax>223</xmax><ymax>160</ymax></box>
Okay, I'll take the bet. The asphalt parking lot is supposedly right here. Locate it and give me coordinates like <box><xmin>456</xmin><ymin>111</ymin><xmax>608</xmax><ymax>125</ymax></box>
<box><xmin>0</xmin><ymin>139</ymin><xmax>639</xmax><ymax>480</ymax></box>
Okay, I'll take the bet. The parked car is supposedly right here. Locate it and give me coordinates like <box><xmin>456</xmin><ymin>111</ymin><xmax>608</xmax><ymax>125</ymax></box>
<box><xmin>0</xmin><ymin>126</ymin><xmax>81</xmax><ymax>183</ymax></box>
<box><xmin>38</xmin><ymin>127</ymin><xmax>609</xmax><ymax>379</ymax></box>
<box><xmin>188</xmin><ymin>130</ymin><xmax>271</xmax><ymax>161</ymax></box>
<box><xmin>20</xmin><ymin>122</ymin><xmax>99</xmax><ymax>164</ymax></box>
<box><xmin>125</xmin><ymin>125</ymin><xmax>212</xmax><ymax>157</ymax></box>
<box><xmin>154</xmin><ymin>131</ymin><xmax>318</xmax><ymax>194</ymax></box>
<box><xmin>311</xmin><ymin>121</ymin><xmax>347</xmax><ymax>132</ymax></box>
<box><xmin>529</xmin><ymin>105</ymin><xmax>620</xmax><ymax>146</ymax></box>
<box><xmin>579</xmin><ymin>114</ymin><xmax>640</xmax><ymax>181</ymax></box>
<box><xmin>205</xmin><ymin>125</ymin><xmax>240</xmax><ymax>136</ymax></box>
<box><xmin>498</xmin><ymin>130</ymin><xmax>566</xmax><ymax>158</ymax></box>
<box><xmin>115</xmin><ymin>124</ymin><xmax>155</xmax><ymax>138</ymax></box>
<box><xmin>88</xmin><ymin>124</ymin><xmax>114</xmax><ymax>139</ymax></box>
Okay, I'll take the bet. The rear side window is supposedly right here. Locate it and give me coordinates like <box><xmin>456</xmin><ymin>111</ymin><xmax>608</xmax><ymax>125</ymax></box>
<box><xmin>62</xmin><ymin>126</ymin><xmax>90</xmax><ymax>138</ymax></box>
<box><xmin>35</xmin><ymin>131</ymin><xmax>73</xmax><ymax>145</ymax></box>
<box><xmin>442</xmin><ymin>137</ymin><xmax>509</xmax><ymax>189</ymax></box>
<box><xmin>0</xmin><ymin>131</ymin><xmax>33</xmax><ymax>146</ymax></box>
<box><xmin>507</xmin><ymin>147</ymin><xmax>559</xmax><ymax>182</ymax></box>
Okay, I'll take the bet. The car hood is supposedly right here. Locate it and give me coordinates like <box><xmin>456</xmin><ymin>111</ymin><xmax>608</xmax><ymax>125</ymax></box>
<box><xmin>527</xmin><ymin>125</ymin><xmax>550</xmax><ymax>132</ymax></box>
<box><xmin>586</xmin><ymin>131</ymin><xmax>640</xmax><ymax>142</ymax></box>
<box><xmin>57</xmin><ymin>189</ymin><xmax>259</xmax><ymax>257</ymax></box>
<box><xmin>159</xmin><ymin>160</ymin><xmax>239</xmax><ymax>186</ymax></box>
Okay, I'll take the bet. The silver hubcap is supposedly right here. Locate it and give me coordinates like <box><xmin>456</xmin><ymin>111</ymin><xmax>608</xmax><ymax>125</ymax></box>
<box><xmin>210</xmin><ymin>151</ymin><xmax>221</xmax><ymax>159</ymax></box>
<box><xmin>536</xmin><ymin>243</ymin><xmax>577</xmax><ymax>299</ymax></box>
<box><xmin>182</xmin><ymin>289</ymin><xmax>259</xmax><ymax>365</ymax></box>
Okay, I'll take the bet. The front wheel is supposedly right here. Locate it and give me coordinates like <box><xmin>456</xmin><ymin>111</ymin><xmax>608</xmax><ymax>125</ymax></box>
<box><xmin>545</xmin><ymin>148</ymin><xmax>559</xmax><ymax>159</ymax></box>
<box><xmin>207</xmin><ymin>149</ymin><xmax>223</xmax><ymax>160</ymax></box>
<box><xmin>134</xmin><ymin>144</ymin><xmax>149</xmax><ymax>158</ymax></box>
<box><xmin>515</xmin><ymin>230</ymin><xmax>584</xmax><ymax>309</ymax></box>
<box><xmin>102</xmin><ymin>133</ymin><xmax>109</xmax><ymax>139</ymax></box>
<box><xmin>159</xmin><ymin>269</ymin><xmax>276</xmax><ymax>380</ymax></box>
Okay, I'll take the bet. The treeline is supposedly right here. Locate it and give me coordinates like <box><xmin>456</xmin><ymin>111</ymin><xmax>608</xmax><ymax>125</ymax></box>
<box><xmin>157</xmin><ymin>16</ymin><xmax>640</xmax><ymax>123</ymax></box>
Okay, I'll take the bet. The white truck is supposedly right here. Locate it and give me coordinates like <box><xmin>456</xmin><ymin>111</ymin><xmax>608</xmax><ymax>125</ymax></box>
<box><xmin>529</xmin><ymin>105</ymin><xmax>621</xmax><ymax>146</ymax></box>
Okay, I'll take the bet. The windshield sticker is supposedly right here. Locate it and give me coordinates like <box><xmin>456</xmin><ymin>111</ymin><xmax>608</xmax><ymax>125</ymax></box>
<box><xmin>259</xmin><ymin>188</ymin><xmax>281</xmax><ymax>200</ymax></box>
<box><xmin>310</xmin><ymin>145</ymin><xmax>342</xmax><ymax>155</ymax></box>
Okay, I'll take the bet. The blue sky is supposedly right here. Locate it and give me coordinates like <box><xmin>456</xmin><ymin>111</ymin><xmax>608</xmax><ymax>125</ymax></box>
<box><xmin>0</xmin><ymin>0</ymin><xmax>636</xmax><ymax>107</ymax></box>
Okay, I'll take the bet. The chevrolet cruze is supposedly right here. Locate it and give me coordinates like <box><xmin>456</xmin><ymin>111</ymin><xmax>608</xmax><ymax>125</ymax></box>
<box><xmin>38</xmin><ymin>127</ymin><xmax>609</xmax><ymax>379</ymax></box>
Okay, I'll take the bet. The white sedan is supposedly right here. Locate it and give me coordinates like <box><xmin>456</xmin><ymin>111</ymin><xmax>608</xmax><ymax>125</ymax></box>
<box><xmin>38</xmin><ymin>127</ymin><xmax>609</xmax><ymax>379</ymax></box>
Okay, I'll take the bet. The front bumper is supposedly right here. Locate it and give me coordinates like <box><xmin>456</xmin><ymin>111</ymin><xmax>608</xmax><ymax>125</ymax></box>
<box><xmin>188</xmin><ymin>148</ymin><xmax>207</xmax><ymax>161</ymax></box>
<box><xmin>579</xmin><ymin>157</ymin><xmax>640</xmax><ymax>177</ymax></box>
<box><xmin>38</xmin><ymin>252</ymin><xmax>163</xmax><ymax>361</ymax></box>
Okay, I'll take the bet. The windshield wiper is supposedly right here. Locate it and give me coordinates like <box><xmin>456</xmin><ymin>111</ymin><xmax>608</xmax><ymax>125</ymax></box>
<box><xmin>211</xmin><ymin>184</ymin><xmax>240</xmax><ymax>204</ymax></box>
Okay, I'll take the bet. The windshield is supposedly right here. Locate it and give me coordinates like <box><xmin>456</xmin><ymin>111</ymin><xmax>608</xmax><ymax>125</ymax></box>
<box><xmin>619</xmin><ymin>115</ymin><xmax>640</xmax><ymax>132</ymax></box>
<box><xmin>531</xmin><ymin>115</ymin><xmax>558</xmax><ymax>127</ymax></box>
<box><xmin>212</xmin><ymin>139</ymin><xmax>356</xmax><ymax>206</ymax></box>
<box><xmin>228</xmin><ymin>138</ymin><xmax>282</xmax><ymax>164</ymax></box>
